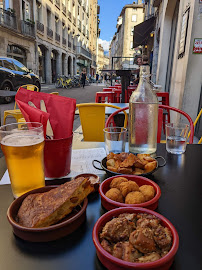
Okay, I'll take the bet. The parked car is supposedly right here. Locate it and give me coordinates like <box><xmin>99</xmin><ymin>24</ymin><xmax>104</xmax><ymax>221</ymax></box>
<box><xmin>0</xmin><ymin>57</ymin><xmax>41</xmax><ymax>93</ymax></box>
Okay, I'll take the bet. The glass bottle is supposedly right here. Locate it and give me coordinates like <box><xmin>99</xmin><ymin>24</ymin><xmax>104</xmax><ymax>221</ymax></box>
<box><xmin>129</xmin><ymin>64</ymin><xmax>158</xmax><ymax>154</ymax></box>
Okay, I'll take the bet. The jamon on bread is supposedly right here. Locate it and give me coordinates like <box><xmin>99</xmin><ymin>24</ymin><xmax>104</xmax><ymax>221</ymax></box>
<box><xmin>17</xmin><ymin>177</ymin><xmax>94</xmax><ymax>228</ymax></box>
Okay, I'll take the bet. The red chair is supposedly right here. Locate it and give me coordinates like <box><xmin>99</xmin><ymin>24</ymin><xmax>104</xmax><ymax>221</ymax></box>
<box><xmin>113</xmin><ymin>89</ymin><xmax>122</xmax><ymax>103</ymax></box>
<box><xmin>103</xmin><ymin>88</ymin><xmax>113</xmax><ymax>92</ymax></box>
<box><xmin>125</xmin><ymin>88</ymin><xmax>136</xmax><ymax>102</ymax></box>
<box><xmin>105</xmin><ymin>105</ymin><xmax>194</xmax><ymax>144</ymax></box>
<box><xmin>95</xmin><ymin>91</ymin><xmax>115</xmax><ymax>103</ymax></box>
<box><xmin>156</xmin><ymin>93</ymin><xmax>170</xmax><ymax>133</ymax></box>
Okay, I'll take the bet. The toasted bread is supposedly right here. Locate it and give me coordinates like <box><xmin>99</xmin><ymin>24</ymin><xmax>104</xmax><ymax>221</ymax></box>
<box><xmin>17</xmin><ymin>177</ymin><xmax>94</xmax><ymax>228</ymax></box>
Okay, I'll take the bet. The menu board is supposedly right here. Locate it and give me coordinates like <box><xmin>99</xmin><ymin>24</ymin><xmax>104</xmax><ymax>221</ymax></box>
<box><xmin>193</xmin><ymin>38</ymin><xmax>202</xmax><ymax>54</ymax></box>
<box><xmin>178</xmin><ymin>7</ymin><xmax>190</xmax><ymax>58</ymax></box>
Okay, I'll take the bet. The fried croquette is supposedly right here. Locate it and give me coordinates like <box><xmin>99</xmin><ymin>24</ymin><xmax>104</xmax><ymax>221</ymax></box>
<box><xmin>125</xmin><ymin>191</ymin><xmax>145</xmax><ymax>204</ymax></box>
<box><xmin>110</xmin><ymin>177</ymin><xmax>128</xmax><ymax>189</ymax></box>
<box><xmin>119</xmin><ymin>181</ymin><xmax>139</xmax><ymax>197</ymax></box>
<box><xmin>139</xmin><ymin>185</ymin><xmax>155</xmax><ymax>201</ymax></box>
<box><xmin>105</xmin><ymin>188</ymin><xmax>124</xmax><ymax>203</ymax></box>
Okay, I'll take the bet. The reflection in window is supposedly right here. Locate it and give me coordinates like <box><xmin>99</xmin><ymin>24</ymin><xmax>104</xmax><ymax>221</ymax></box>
<box><xmin>22</xmin><ymin>0</ymin><xmax>30</xmax><ymax>20</ymax></box>
<box><xmin>3</xmin><ymin>59</ymin><xmax>15</xmax><ymax>70</ymax></box>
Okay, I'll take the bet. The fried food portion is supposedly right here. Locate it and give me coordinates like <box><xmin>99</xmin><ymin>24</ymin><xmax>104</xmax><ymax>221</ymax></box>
<box><xmin>112</xmin><ymin>242</ymin><xmax>142</xmax><ymax>262</ymax></box>
<box><xmin>110</xmin><ymin>177</ymin><xmax>128</xmax><ymax>189</ymax></box>
<box><xmin>119</xmin><ymin>181</ymin><xmax>139</xmax><ymax>197</ymax></box>
<box><xmin>105</xmin><ymin>188</ymin><xmax>124</xmax><ymax>203</ymax></box>
<box><xmin>106</xmin><ymin>152</ymin><xmax>158</xmax><ymax>175</ymax></box>
<box><xmin>100</xmin><ymin>217</ymin><xmax>135</xmax><ymax>242</ymax></box>
<box><xmin>125</xmin><ymin>191</ymin><xmax>145</xmax><ymax>204</ymax></box>
<box><xmin>17</xmin><ymin>177</ymin><xmax>94</xmax><ymax>228</ymax></box>
<box><xmin>139</xmin><ymin>185</ymin><xmax>155</xmax><ymax>202</ymax></box>
<box><xmin>129</xmin><ymin>228</ymin><xmax>156</xmax><ymax>253</ymax></box>
<box><xmin>99</xmin><ymin>212</ymin><xmax>173</xmax><ymax>264</ymax></box>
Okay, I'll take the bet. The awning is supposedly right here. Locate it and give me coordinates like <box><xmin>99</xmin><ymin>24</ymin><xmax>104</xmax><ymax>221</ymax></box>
<box><xmin>133</xmin><ymin>16</ymin><xmax>155</xmax><ymax>48</ymax></box>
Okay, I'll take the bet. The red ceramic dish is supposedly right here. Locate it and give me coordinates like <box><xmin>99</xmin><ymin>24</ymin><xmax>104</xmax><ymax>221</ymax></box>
<box><xmin>99</xmin><ymin>175</ymin><xmax>161</xmax><ymax>211</ymax></box>
<box><xmin>7</xmin><ymin>186</ymin><xmax>88</xmax><ymax>242</ymax></box>
<box><xmin>92</xmin><ymin>207</ymin><xmax>179</xmax><ymax>270</ymax></box>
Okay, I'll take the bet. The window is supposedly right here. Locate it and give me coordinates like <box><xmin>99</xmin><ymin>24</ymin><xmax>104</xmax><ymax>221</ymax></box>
<box><xmin>22</xmin><ymin>0</ymin><xmax>30</xmax><ymax>20</ymax></box>
<box><xmin>82</xmin><ymin>12</ymin><xmax>84</xmax><ymax>20</ymax></box>
<box><xmin>0</xmin><ymin>60</ymin><xmax>3</xmax><ymax>67</ymax></box>
<box><xmin>47</xmin><ymin>9</ymin><xmax>51</xmax><ymax>26</ymax></box>
<box><xmin>132</xmin><ymin>14</ymin><xmax>137</xmax><ymax>22</ymax></box>
<box><xmin>36</xmin><ymin>1</ymin><xmax>42</xmax><ymax>22</ymax></box>
<box><xmin>55</xmin><ymin>16</ymin><xmax>59</xmax><ymax>33</ymax></box>
<box><xmin>12</xmin><ymin>59</ymin><xmax>28</xmax><ymax>72</ymax></box>
<box><xmin>62</xmin><ymin>22</ymin><xmax>66</xmax><ymax>37</ymax></box>
<box><xmin>3</xmin><ymin>59</ymin><xmax>15</xmax><ymax>70</ymax></box>
<box><xmin>131</xmin><ymin>27</ymin><xmax>134</xmax><ymax>36</ymax></box>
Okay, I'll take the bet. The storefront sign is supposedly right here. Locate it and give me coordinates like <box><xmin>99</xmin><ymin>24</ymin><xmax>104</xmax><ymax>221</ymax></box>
<box><xmin>193</xmin><ymin>38</ymin><xmax>202</xmax><ymax>54</ymax></box>
<box><xmin>178</xmin><ymin>6</ymin><xmax>190</xmax><ymax>58</ymax></box>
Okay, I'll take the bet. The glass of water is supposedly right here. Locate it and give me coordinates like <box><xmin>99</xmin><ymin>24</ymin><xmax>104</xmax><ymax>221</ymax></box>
<box><xmin>103</xmin><ymin>127</ymin><xmax>127</xmax><ymax>154</ymax></box>
<box><xmin>166</xmin><ymin>123</ymin><xmax>189</xmax><ymax>154</ymax></box>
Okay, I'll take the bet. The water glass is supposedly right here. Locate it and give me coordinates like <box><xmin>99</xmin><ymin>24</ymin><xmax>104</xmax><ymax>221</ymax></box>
<box><xmin>103</xmin><ymin>127</ymin><xmax>127</xmax><ymax>154</ymax></box>
<box><xmin>0</xmin><ymin>122</ymin><xmax>45</xmax><ymax>198</ymax></box>
<box><xmin>166</xmin><ymin>123</ymin><xmax>189</xmax><ymax>154</ymax></box>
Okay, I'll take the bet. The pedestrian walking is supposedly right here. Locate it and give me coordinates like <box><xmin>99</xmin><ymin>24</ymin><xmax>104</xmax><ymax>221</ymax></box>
<box><xmin>96</xmin><ymin>73</ymin><xmax>99</xmax><ymax>84</ymax></box>
<box><xmin>81</xmin><ymin>68</ymin><xmax>86</xmax><ymax>88</ymax></box>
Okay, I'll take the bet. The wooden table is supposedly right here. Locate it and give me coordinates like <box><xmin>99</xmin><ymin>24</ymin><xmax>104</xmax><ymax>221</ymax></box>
<box><xmin>0</xmin><ymin>143</ymin><xmax>202</xmax><ymax>269</ymax></box>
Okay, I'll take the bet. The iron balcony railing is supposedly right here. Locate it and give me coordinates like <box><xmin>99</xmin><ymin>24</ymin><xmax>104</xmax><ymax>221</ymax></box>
<box><xmin>68</xmin><ymin>41</ymin><xmax>71</xmax><ymax>49</ymax></box>
<box><xmin>0</xmin><ymin>8</ymin><xmax>17</xmax><ymax>30</ymax></box>
<box><xmin>62</xmin><ymin>3</ymin><xmax>66</xmax><ymax>14</ymax></box>
<box><xmin>47</xmin><ymin>27</ymin><xmax>53</xmax><ymax>38</ymax></box>
<box><xmin>73</xmin><ymin>17</ymin><xmax>76</xmax><ymax>26</ymax></box>
<box><xmin>78</xmin><ymin>20</ymin><xmax>81</xmax><ymax>31</ymax></box>
<box><xmin>36</xmin><ymin>21</ymin><xmax>44</xmax><ymax>33</ymax></box>
<box><xmin>77</xmin><ymin>46</ymin><xmax>92</xmax><ymax>60</ymax></box>
<box><xmin>55</xmin><ymin>32</ymin><xmax>60</xmax><ymax>42</ymax></box>
<box><xmin>68</xmin><ymin>11</ymin><xmax>71</xmax><ymax>21</ymax></box>
<box><xmin>21</xmin><ymin>20</ymin><xmax>35</xmax><ymax>37</ymax></box>
<box><xmin>62</xmin><ymin>37</ymin><xmax>66</xmax><ymax>45</ymax></box>
<box><xmin>55</xmin><ymin>0</ymin><xmax>60</xmax><ymax>8</ymax></box>
<box><xmin>73</xmin><ymin>44</ymin><xmax>76</xmax><ymax>51</ymax></box>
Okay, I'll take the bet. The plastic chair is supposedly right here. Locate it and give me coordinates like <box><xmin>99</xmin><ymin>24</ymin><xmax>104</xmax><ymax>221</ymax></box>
<box><xmin>50</xmin><ymin>91</ymin><xmax>59</xmax><ymax>95</ymax></box>
<box><xmin>3</xmin><ymin>84</ymin><xmax>39</xmax><ymax>125</ymax></box>
<box><xmin>187</xmin><ymin>108</ymin><xmax>202</xmax><ymax>142</ymax></box>
<box><xmin>95</xmin><ymin>92</ymin><xmax>115</xmax><ymax>103</ymax></box>
<box><xmin>102</xmin><ymin>88</ymin><xmax>113</xmax><ymax>92</ymax></box>
<box><xmin>105</xmin><ymin>104</ymin><xmax>194</xmax><ymax>144</ymax></box>
<box><xmin>76</xmin><ymin>103</ymin><xmax>128</xmax><ymax>141</ymax></box>
<box><xmin>156</xmin><ymin>92</ymin><xmax>170</xmax><ymax>133</ymax></box>
<box><xmin>113</xmin><ymin>89</ymin><xmax>122</xmax><ymax>103</ymax></box>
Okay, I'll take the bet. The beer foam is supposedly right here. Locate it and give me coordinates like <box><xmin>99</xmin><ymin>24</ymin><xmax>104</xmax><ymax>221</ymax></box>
<box><xmin>1</xmin><ymin>134</ymin><xmax>44</xmax><ymax>147</ymax></box>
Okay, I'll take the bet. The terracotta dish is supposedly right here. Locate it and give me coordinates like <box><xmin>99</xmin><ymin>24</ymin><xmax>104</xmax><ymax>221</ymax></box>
<box><xmin>7</xmin><ymin>186</ymin><xmax>88</xmax><ymax>242</ymax></box>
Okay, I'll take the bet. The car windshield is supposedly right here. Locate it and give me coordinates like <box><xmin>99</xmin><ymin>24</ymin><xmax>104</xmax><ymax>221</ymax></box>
<box><xmin>12</xmin><ymin>59</ymin><xmax>29</xmax><ymax>73</ymax></box>
<box><xmin>3</xmin><ymin>59</ymin><xmax>16</xmax><ymax>70</ymax></box>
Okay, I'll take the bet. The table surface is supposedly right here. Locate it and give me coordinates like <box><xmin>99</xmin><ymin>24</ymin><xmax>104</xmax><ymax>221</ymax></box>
<box><xmin>0</xmin><ymin>143</ymin><xmax>202</xmax><ymax>270</ymax></box>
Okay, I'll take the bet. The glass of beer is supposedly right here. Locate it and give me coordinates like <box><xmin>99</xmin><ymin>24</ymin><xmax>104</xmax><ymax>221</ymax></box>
<box><xmin>0</xmin><ymin>122</ymin><xmax>45</xmax><ymax>198</ymax></box>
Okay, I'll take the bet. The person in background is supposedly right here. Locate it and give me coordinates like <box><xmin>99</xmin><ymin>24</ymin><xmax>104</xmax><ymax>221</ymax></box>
<box><xmin>81</xmin><ymin>68</ymin><xmax>86</xmax><ymax>88</ymax></box>
<box><xmin>133</xmin><ymin>55</ymin><xmax>142</xmax><ymax>85</ymax></box>
<box><xmin>96</xmin><ymin>73</ymin><xmax>99</xmax><ymax>84</ymax></box>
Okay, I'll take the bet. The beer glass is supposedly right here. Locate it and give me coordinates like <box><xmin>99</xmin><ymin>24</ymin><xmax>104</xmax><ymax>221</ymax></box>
<box><xmin>0</xmin><ymin>122</ymin><xmax>45</xmax><ymax>198</ymax></box>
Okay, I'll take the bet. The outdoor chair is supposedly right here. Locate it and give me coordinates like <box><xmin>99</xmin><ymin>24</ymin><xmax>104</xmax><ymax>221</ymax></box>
<box><xmin>76</xmin><ymin>103</ymin><xmax>128</xmax><ymax>141</ymax></box>
<box><xmin>3</xmin><ymin>84</ymin><xmax>39</xmax><ymax>125</ymax></box>
<box><xmin>95</xmin><ymin>91</ymin><xmax>115</xmax><ymax>103</ymax></box>
<box><xmin>105</xmin><ymin>104</ymin><xmax>194</xmax><ymax>144</ymax></box>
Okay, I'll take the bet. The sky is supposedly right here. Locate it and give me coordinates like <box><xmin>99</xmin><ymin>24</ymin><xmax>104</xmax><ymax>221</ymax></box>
<box><xmin>98</xmin><ymin>0</ymin><xmax>136</xmax><ymax>52</ymax></box>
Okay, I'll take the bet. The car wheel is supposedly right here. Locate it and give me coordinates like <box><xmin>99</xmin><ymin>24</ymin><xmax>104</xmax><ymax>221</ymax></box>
<box><xmin>2</xmin><ymin>82</ymin><xmax>13</xmax><ymax>103</ymax></box>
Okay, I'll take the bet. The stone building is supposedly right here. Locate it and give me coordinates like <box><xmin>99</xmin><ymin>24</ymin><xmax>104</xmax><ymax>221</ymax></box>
<box><xmin>0</xmin><ymin>0</ymin><xmax>36</xmax><ymax>72</ymax></box>
<box><xmin>97</xmin><ymin>43</ymin><xmax>104</xmax><ymax>74</ymax></box>
<box><xmin>109</xmin><ymin>0</ymin><xmax>144</xmax><ymax>70</ymax></box>
<box><xmin>0</xmin><ymin>0</ymin><xmax>99</xmax><ymax>84</ymax></box>
<box><xmin>141</xmin><ymin>0</ymin><xmax>202</xmax><ymax>138</ymax></box>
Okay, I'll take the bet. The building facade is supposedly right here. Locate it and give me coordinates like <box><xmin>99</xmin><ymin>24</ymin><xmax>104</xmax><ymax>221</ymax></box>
<box><xmin>0</xmin><ymin>0</ymin><xmax>99</xmax><ymax>84</ymax></box>
<box><xmin>143</xmin><ymin>0</ymin><xmax>202</xmax><ymax>138</ymax></box>
<box><xmin>109</xmin><ymin>0</ymin><xmax>144</xmax><ymax>70</ymax></box>
<box><xmin>0</xmin><ymin>0</ymin><xmax>37</xmax><ymax>73</ymax></box>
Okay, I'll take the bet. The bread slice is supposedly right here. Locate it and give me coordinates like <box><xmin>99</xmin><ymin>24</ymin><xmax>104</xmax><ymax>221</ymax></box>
<box><xmin>17</xmin><ymin>177</ymin><xmax>94</xmax><ymax>228</ymax></box>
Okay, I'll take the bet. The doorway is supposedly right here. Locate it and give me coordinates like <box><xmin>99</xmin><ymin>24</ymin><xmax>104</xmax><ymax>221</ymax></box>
<box><xmin>51</xmin><ymin>50</ymin><xmax>57</xmax><ymax>83</ymax></box>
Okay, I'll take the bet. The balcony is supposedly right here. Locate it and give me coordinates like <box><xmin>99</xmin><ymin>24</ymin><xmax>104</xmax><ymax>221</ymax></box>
<box><xmin>21</xmin><ymin>20</ymin><xmax>35</xmax><ymax>37</ymax></box>
<box><xmin>68</xmin><ymin>11</ymin><xmax>71</xmax><ymax>21</ymax></box>
<box><xmin>55</xmin><ymin>32</ymin><xmax>60</xmax><ymax>43</ymax></box>
<box><xmin>62</xmin><ymin>37</ymin><xmax>66</xmax><ymax>46</ymax></box>
<box><xmin>78</xmin><ymin>0</ymin><xmax>82</xmax><ymax>5</ymax></box>
<box><xmin>78</xmin><ymin>20</ymin><xmax>81</xmax><ymax>32</ymax></box>
<box><xmin>73</xmin><ymin>17</ymin><xmax>76</xmax><ymax>26</ymax></box>
<box><xmin>36</xmin><ymin>21</ymin><xmax>44</xmax><ymax>33</ymax></box>
<box><xmin>76</xmin><ymin>46</ymin><xmax>92</xmax><ymax>60</ymax></box>
<box><xmin>47</xmin><ymin>27</ymin><xmax>53</xmax><ymax>38</ymax></box>
<box><xmin>55</xmin><ymin>0</ymin><xmax>60</xmax><ymax>8</ymax></box>
<box><xmin>62</xmin><ymin>3</ymin><xmax>66</xmax><ymax>15</ymax></box>
<box><xmin>83</xmin><ymin>25</ymin><xmax>85</xmax><ymax>36</ymax></box>
<box><xmin>68</xmin><ymin>41</ymin><xmax>71</xmax><ymax>49</ymax></box>
<box><xmin>0</xmin><ymin>8</ymin><xmax>17</xmax><ymax>30</ymax></box>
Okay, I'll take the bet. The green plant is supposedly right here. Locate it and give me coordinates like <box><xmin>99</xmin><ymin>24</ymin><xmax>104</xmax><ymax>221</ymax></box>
<box><xmin>7</xmin><ymin>8</ymin><xmax>15</xmax><ymax>14</ymax></box>
<box><xmin>26</xmin><ymin>19</ymin><xmax>35</xmax><ymax>25</ymax></box>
